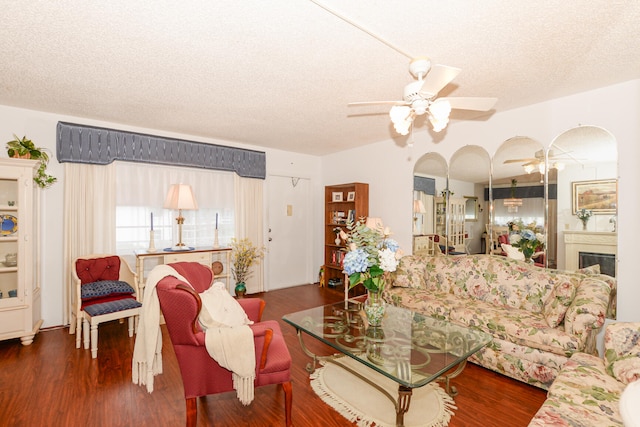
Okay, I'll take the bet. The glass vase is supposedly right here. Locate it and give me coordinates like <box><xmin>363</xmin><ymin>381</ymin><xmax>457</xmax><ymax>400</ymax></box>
<box><xmin>364</xmin><ymin>291</ymin><xmax>385</xmax><ymax>327</ymax></box>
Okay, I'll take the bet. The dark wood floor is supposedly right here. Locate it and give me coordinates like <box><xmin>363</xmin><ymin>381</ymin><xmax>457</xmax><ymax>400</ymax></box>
<box><xmin>0</xmin><ymin>284</ymin><xmax>546</xmax><ymax>427</ymax></box>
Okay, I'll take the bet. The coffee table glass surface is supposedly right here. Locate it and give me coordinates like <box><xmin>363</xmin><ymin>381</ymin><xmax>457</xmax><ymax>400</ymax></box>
<box><xmin>283</xmin><ymin>297</ymin><xmax>492</xmax><ymax>389</ymax></box>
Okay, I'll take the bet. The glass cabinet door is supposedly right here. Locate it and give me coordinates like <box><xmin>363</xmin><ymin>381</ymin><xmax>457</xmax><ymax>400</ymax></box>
<box><xmin>0</xmin><ymin>177</ymin><xmax>19</xmax><ymax>302</ymax></box>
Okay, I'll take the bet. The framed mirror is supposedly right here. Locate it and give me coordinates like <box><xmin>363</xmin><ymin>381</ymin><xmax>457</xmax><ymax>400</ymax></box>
<box><xmin>550</xmin><ymin>125</ymin><xmax>617</xmax><ymax>279</ymax></box>
<box><xmin>413</xmin><ymin>152</ymin><xmax>448</xmax><ymax>255</ymax></box>
<box><xmin>449</xmin><ymin>146</ymin><xmax>491</xmax><ymax>254</ymax></box>
<box><xmin>465</xmin><ymin>196</ymin><xmax>479</xmax><ymax>221</ymax></box>
<box><xmin>491</xmin><ymin>136</ymin><xmax>546</xmax><ymax>264</ymax></box>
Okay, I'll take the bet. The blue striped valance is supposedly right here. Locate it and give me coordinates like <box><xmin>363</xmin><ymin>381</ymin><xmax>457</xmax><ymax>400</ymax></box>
<box><xmin>56</xmin><ymin>122</ymin><xmax>266</xmax><ymax>179</ymax></box>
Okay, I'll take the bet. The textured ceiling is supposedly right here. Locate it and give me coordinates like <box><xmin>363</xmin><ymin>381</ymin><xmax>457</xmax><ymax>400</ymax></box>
<box><xmin>1</xmin><ymin>1</ymin><xmax>639</xmax><ymax>156</ymax></box>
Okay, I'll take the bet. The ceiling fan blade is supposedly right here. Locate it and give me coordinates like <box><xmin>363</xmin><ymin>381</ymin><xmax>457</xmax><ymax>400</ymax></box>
<box><xmin>418</xmin><ymin>64</ymin><xmax>461</xmax><ymax>98</ymax></box>
<box><xmin>441</xmin><ymin>96</ymin><xmax>498</xmax><ymax>111</ymax></box>
<box><xmin>503</xmin><ymin>158</ymin><xmax>536</xmax><ymax>164</ymax></box>
<box><xmin>348</xmin><ymin>100</ymin><xmax>407</xmax><ymax>107</ymax></box>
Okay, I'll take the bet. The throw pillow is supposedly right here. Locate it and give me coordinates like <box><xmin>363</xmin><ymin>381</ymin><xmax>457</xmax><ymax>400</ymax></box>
<box><xmin>199</xmin><ymin>282</ymin><xmax>252</xmax><ymax>328</ymax></box>
<box><xmin>577</xmin><ymin>264</ymin><xmax>601</xmax><ymax>275</ymax></box>
<box><xmin>81</xmin><ymin>280</ymin><xmax>136</xmax><ymax>301</ymax></box>
<box><xmin>542</xmin><ymin>279</ymin><xmax>577</xmax><ymax>327</ymax></box>
<box><xmin>501</xmin><ymin>243</ymin><xmax>524</xmax><ymax>261</ymax></box>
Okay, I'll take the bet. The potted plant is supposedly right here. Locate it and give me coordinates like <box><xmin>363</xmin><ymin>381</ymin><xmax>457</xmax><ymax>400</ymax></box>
<box><xmin>230</xmin><ymin>238</ymin><xmax>265</xmax><ymax>297</ymax></box>
<box><xmin>6</xmin><ymin>135</ymin><xmax>57</xmax><ymax>188</ymax></box>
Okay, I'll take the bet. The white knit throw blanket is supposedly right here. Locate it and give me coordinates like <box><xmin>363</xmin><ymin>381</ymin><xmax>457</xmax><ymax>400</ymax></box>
<box><xmin>199</xmin><ymin>282</ymin><xmax>256</xmax><ymax>405</ymax></box>
<box><xmin>132</xmin><ymin>265</ymin><xmax>190</xmax><ymax>393</ymax></box>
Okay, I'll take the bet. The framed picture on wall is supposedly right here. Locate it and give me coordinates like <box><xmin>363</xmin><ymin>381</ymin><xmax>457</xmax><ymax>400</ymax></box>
<box><xmin>346</xmin><ymin>191</ymin><xmax>356</xmax><ymax>202</ymax></box>
<box><xmin>572</xmin><ymin>179</ymin><xmax>617</xmax><ymax>214</ymax></box>
<box><xmin>332</xmin><ymin>192</ymin><xmax>343</xmax><ymax>202</ymax></box>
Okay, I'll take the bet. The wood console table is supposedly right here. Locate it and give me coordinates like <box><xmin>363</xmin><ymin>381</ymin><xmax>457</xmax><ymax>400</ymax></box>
<box><xmin>134</xmin><ymin>247</ymin><xmax>232</xmax><ymax>297</ymax></box>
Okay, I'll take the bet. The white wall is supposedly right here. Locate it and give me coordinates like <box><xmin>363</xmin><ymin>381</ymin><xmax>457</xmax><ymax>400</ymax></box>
<box><xmin>0</xmin><ymin>105</ymin><xmax>324</xmax><ymax>327</ymax></box>
<box><xmin>321</xmin><ymin>79</ymin><xmax>640</xmax><ymax>322</ymax></box>
<box><xmin>2</xmin><ymin>79</ymin><xmax>638</xmax><ymax>327</ymax></box>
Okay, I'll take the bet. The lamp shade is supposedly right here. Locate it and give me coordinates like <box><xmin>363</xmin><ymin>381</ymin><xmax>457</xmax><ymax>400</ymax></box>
<box><xmin>163</xmin><ymin>184</ymin><xmax>198</xmax><ymax>210</ymax></box>
<box><xmin>413</xmin><ymin>200</ymin><xmax>426</xmax><ymax>213</ymax></box>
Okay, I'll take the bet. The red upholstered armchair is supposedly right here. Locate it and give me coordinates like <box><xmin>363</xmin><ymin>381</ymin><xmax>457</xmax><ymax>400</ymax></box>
<box><xmin>156</xmin><ymin>262</ymin><xmax>292</xmax><ymax>427</ymax></box>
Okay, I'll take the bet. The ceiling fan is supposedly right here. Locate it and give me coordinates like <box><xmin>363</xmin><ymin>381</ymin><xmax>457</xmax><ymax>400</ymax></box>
<box><xmin>349</xmin><ymin>57</ymin><xmax>498</xmax><ymax>135</ymax></box>
<box><xmin>307</xmin><ymin>1</ymin><xmax>496</xmax><ymax>136</ymax></box>
<box><xmin>504</xmin><ymin>149</ymin><xmax>576</xmax><ymax>173</ymax></box>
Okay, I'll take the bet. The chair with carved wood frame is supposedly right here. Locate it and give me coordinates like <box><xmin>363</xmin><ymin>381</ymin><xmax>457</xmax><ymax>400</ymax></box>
<box><xmin>156</xmin><ymin>262</ymin><xmax>293</xmax><ymax>427</ymax></box>
<box><xmin>71</xmin><ymin>254</ymin><xmax>142</xmax><ymax>358</ymax></box>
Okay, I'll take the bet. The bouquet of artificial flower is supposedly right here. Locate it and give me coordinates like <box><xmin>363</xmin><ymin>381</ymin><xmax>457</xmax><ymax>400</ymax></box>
<box><xmin>341</xmin><ymin>218</ymin><xmax>402</xmax><ymax>293</ymax></box>
<box><xmin>509</xmin><ymin>228</ymin><xmax>545</xmax><ymax>260</ymax></box>
<box><xmin>230</xmin><ymin>238</ymin><xmax>265</xmax><ymax>283</ymax></box>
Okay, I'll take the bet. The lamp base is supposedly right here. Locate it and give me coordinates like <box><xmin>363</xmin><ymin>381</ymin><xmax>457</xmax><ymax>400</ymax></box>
<box><xmin>148</xmin><ymin>230</ymin><xmax>157</xmax><ymax>253</ymax></box>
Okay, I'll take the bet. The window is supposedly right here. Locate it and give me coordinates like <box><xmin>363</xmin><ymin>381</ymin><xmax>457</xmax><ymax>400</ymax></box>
<box><xmin>115</xmin><ymin>162</ymin><xmax>235</xmax><ymax>255</ymax></box>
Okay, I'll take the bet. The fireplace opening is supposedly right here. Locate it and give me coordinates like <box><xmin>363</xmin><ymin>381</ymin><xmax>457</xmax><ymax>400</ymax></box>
<box><xmin>579</xmin><ymin>251</ymin><xmax>616</xmax><ymax>277</ymax></box>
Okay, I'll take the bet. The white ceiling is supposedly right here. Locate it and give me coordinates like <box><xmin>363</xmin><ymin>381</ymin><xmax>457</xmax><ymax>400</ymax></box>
<box><xmin>1</xmin><ymin>1</ymin><xmax>639</xmax><ymax>156</ymax></box>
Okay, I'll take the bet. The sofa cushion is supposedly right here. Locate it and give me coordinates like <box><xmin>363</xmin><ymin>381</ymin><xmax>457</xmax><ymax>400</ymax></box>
<box><xmin>470</xmin><ymin>339</ymin><xmax>564</xmax><ymax>389</ymax></box>
<box><xmin>76</xmin><ymin>256</ymin><xmax>121</xmax><ymax>284</ymax></box>
<box><xmin>84</xmin><ymin>297</ymin><xmax>142</xmax><ymax>317</ymax></box>
<box><xmin>385</xmin><ymin>288</ymin><xmax>457</xmax><ymax>320</ymax></box>
<box><xmin>451</xmin><ymin>256</ymin><xmax>562</xmax><ymax>313</ymax></box>
<box><xmin>449</xmin><ymin>298</ymin><xmax>582</xmax><ymax>356</ymax></box>
<box><xmin>390</xmin><ymin>255</ymin><xmax>427</xmax><ymax>289</ymax></box>
<box><xmin>542</xmin><ymin>278</ymin><xmax>578</xmax><ymax>328</ymax></box>
<box><xmin>529</xmin><ymin>352</ymin><xmax>625</xmax><ymax>427</ymax></box>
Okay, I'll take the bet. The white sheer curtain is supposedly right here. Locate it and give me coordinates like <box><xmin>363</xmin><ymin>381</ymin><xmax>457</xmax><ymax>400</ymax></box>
<box><xmin>63</xmin><ymin>160</ymin><xmax>257</xmax><ymax>324</ymax></box>
<box><xmin>63</xmin><ymin>163</ymin><xmax>116</xmax><ymax>328</ymax></box>
<box><xmin>115</xmin><ymin>162</ymin><xmax>235</xmax><ymax>254</ymax></box>
<box><xmin>234</xmin><ymin>175</ymin><xmax>265</xmax><ymax>293</ymax></box>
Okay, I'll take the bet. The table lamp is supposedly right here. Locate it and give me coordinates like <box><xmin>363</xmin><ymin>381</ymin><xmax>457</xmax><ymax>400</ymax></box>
<box><xmin>164</xmin><ymin>183</ymin><xmax>198</xmax><ymax>250</ymax></box>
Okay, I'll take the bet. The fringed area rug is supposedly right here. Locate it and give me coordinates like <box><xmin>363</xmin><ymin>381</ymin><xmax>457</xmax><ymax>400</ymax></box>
<box><xmin>310</xmin><ymin>357</ymin><xmax>456</xmax><ymax>427</ymax></box>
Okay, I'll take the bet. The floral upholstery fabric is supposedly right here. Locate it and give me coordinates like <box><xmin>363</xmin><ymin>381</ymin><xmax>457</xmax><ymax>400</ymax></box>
<box><xmin>386</xmin><ymin>254</ymin><xmax>614</xmax><ymax>390</ymax></box>
<box><xmin>529</xmin><ymin>323</ymin><xmax>640</xmax><ymax>427</ymax></box>
<box><xmin>541</xmin><ymin>278</ymin><xmax>578</xmax><ymax>328</ymax></box>
<box><xmin>604</xmin><ymin>322</ymin><xmax>640</xmax><ymax>385</ymax></box>
<box><xmin>470</xmin><ymin>339</ymin><xmax>566</xmax><ymax>389</ymax></box>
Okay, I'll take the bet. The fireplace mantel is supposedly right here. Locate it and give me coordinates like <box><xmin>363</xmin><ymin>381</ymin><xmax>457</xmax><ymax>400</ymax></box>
<box><xmin>564</xmin><ymin>231</ymin><xmax>617</xmax><ymax>275</ymax></box>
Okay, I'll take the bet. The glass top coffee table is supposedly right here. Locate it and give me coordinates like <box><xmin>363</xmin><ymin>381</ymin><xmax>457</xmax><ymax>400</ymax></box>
<box><xmin>283</xmin><ymin>297</ymin><xmax>491</xmax><ymax>426</ymax></box>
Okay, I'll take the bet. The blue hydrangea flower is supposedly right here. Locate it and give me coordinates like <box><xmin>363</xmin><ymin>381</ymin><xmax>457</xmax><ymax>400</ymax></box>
<box><xmin>381</xmin><ymin>238</ymin><xmax>399</xmax><ymax>252</ymax></box>
<box><xmin>521</xmin><ymin>229</ymin><xmax>536</xmax><ymax>241</ymax></box>
<box><xmin>343</xmin><ymin>248</ymin><xmax>369</xmax><ymax>275</ymax></box>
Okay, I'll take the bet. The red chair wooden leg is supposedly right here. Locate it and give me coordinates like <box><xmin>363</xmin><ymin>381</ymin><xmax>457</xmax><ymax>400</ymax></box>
<box><xmin>282</xmin><ymin>381</ymin><xmax>293</xmax><ymax>427</ymax></box>
<box><xmin>186</xmin><ymin>397</ymin><xmax>197</xmax><ymax>427</ymax></box>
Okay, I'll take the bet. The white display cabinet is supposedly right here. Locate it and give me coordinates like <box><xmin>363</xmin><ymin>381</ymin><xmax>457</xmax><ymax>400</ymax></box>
<box><xmin>0</xmin><ymin>158</ymin><xmax>42</xmax><ymax>345</ymax></box>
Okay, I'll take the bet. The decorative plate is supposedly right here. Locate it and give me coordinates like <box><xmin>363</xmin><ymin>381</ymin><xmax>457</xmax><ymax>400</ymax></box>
<box><xmin>0</xmin><ymin>214</ymin><xmax>17</xmax><ymax>236</ymax></box>
<box><xmin>211</xmin><ymin>261</ymin><xmax>224</xmax><ymax>275</ymax></box>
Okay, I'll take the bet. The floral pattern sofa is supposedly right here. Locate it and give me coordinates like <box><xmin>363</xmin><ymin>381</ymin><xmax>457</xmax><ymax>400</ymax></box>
<box><xmin>529</xmin><ymin>322</ymin><xmax>640</xmax><ymax>426</ymax></box>
<box><xmin>385</xmin><ymin>254</ymin><xmax>615</xmax><ymax>389</ymax></box>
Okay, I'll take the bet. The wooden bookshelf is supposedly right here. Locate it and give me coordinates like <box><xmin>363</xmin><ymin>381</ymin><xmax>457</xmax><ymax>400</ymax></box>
<box><xmin>323</xmin><ymin>182</ymin><xmax>368</xmax><ymax>297</ymax></box>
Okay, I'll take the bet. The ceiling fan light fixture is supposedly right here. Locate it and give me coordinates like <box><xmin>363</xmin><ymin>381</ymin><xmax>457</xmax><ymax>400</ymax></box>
<box><xmin>429</xmin><ymin>114</ymin><xmax>448</xmax><ymax>132</ymax></box>
<box><xmin>429</xmin><ymin>99</ymin><xmax>452</xmax><ymax>121</ymax></box>
<box><xmin>523</xmin><ymin>164</ymin><xmax>536</xmax><ymax>174</ymax></box>
<box><xmin>390</xmin><ymin>105</ymin><xmax>413</xmax><ymax>135</ymax></box>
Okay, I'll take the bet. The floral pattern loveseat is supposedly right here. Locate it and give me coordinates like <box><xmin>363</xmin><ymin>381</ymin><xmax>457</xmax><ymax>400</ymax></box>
<box><xmin>385</xmin><ymin>254</ymin><xmax>615</xmax><ymax>389</ymax></box>
<box><xmin>529</xmin><ymin>322</ymin><xmax>640</xmax><ymax>426</ymax></box>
